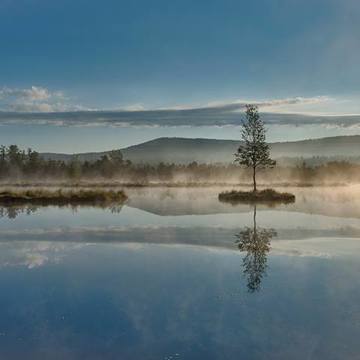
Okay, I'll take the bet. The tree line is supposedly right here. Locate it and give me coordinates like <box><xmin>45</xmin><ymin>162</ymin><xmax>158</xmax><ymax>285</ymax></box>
<box><xmin>0</xmin><ymin>144</ymin><xmax>359</xmax><ymax>184</ymax></box>
<box><xmin>0</xmin><ymin>145</ymin><xmax>130</xmax><ymax>180</ymax></box>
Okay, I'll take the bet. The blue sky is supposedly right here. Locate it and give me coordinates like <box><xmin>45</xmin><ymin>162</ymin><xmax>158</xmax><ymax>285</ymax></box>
<box><xmin>1</xmin><ymin>0</ymin><xmax>360</xmax><ymax>152</ymax></box>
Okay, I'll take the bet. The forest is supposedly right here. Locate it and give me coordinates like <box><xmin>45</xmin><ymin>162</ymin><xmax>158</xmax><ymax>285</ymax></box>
<box><xmin>0</xmin><ymin>145</ymin><xmax>360</xmax><ymax>185</ymax></box>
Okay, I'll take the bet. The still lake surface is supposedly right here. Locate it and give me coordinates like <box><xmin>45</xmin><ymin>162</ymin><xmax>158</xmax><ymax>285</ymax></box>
<box><xmin>1</xmin><ymin>186</ymin><xmax>360</xmax><ymax>359</ymax></box>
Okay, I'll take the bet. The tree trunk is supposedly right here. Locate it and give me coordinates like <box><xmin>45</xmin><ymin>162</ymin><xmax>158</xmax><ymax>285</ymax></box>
<box><xmin>253</xmin><ymin>166</ymin><xmax>257</xmax><ymax>192</ymax></box>
<box><xmin>253</xmin><ymin>205</ymin><xmax>257</xmax><ymax>232</ymax></box>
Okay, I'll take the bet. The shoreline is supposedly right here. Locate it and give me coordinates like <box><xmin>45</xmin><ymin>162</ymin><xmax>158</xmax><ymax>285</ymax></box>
<box><xmin>0</xmin><ymin>181</ymin><xmax>354</xmax><ymax>188</ymax></box>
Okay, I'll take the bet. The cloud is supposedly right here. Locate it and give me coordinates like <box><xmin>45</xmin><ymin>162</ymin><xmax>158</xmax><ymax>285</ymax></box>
<box><xmin>0</xmin><ymin>86</ymin><xmax>86</xmax><ymax>112</ymax></box>
<box><xmin>0</xmin><ymin>86</ymin><xmax>52</xmax><ymax>101</ymax></box>
<box><xmin>203</xmin><ymin>96</ymin><xmax>331</xmax><ymax>110</ymax></box>
<box><xmin>121</xmin><ymin>103</ymin><xmax>146</xmax><ymax>111</ymax></box>
<box><xmin>0</xmin><ymin>92</ymin><xmax>359</xmax><ymax>128</ymax></box>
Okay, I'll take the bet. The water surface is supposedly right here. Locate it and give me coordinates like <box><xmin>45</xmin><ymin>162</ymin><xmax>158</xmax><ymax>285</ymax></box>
<box><xmin>0</xmin><ymin>186</ymin><xmax>360</xmax><ymax>359</ymax></box>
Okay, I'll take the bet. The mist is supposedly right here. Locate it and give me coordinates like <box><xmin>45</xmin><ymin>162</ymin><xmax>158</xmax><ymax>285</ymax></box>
<box><xmin>1</xmin><ymin>144</ymin><xmax>360</xmax><ymax>186</ymax></box>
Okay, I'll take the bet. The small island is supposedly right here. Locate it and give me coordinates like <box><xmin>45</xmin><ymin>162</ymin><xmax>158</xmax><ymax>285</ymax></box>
<box><xmin>0</xmin><ymin>189</ymin><xmax>128</xmax><ymax>206</ymax></box>
<box><xmin>219</xmin><ymin>188</ymin><xmax>295</xmax><ymax>204</ymax></box>
<box><xmin>219</xmin><ymin>105</ymin><xmax>295</xmax><ymax>204</ymax></box>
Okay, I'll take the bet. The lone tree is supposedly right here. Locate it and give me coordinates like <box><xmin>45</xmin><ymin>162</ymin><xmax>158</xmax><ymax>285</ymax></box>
<box><xmin>235</xmin><ymin>105</ymin><xmax>275</xmax><ymax>192</ymax></box>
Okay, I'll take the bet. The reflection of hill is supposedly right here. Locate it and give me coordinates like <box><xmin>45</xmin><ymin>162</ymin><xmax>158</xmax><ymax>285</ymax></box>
<box><xmin>126</xmin><ymin>186</ymin><xmax>360</xmax><ymax>219</ymax></box>
<box><xmin>0</xmin><ymin>226</ymin><xmax>359</xmax><ymax>247</ymax></box>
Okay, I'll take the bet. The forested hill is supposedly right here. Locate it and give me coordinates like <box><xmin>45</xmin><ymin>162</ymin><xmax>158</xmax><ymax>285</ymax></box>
<box><xmin>40</xmin><ymin>135</ymin><xmax>360</xmax><ymax>164</ymax></box>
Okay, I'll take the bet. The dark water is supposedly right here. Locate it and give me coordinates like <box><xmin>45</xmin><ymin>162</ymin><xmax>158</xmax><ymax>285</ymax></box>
<box><xmin>0</xmin><ymin>187</ymin><xmax>360</xmax><ymax>359</ymax></box>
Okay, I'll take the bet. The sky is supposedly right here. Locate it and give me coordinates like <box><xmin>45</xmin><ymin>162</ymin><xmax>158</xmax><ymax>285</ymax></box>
<box><xmin>1</xmin><ymin>0</ymin><xmax>360</xmax><ymax>152</ymax></box>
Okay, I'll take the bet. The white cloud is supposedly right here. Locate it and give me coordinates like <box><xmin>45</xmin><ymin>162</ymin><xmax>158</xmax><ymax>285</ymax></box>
<box><xmin>23</xmin><ymin>86</ymin><xmax>51</xmax><ymax>101</ymax></box>
<box><xmin>121</xmin><ymin>103</ymin><xmax>146</xmax><ymax>111</ymax></box>
<box><xmin>0</xmin><ymin>86</ymin><xmax>51</xmax><ymax>101</ymax></box>
<box><xmin>0</xmin><ymin>85</ymin><xmax>84</xmax><ymax>112</ymax></box>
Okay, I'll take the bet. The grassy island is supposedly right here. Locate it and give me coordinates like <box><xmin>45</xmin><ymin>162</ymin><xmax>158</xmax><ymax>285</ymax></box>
<box><xmin>218</xmin><ymin>189</ymin><xmax>295</xmax><ymax>204</ymax></box>
<box><xmin>0</xmin><ymin>189</ymin><xmax>128</xmax><ymax>206</ymax></box>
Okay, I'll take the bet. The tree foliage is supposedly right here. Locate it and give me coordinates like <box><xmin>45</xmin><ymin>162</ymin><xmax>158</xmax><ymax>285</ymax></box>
<box><xmin>235</xmin><ymin>105</ymin><xmax>275</xmax><ymax>191</ymax></box>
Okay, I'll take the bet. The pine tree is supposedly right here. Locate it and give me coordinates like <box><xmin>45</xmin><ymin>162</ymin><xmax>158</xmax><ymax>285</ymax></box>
<box><xmin>235</xmin><ymin>105</ymin><xmax>275</xmax><ymax>192</ymax></box>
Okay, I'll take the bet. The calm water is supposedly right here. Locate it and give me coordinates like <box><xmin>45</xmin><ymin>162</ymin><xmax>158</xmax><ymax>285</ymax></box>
<box><xmin>1</xmin><ymin>186</ymin><xmax>360</xmax><ymax>359</ymax></box>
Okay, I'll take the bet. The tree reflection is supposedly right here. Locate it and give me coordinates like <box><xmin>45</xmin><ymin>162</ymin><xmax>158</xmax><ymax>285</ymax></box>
<box><xmin>235</xmin><ymin>206</ymin><xmax>277</xmax><ymax>292</ymax></box>
<box><xmin>0</xmin><ymin>206</ymin><xmax>38</xmax><ymax>219</ymax></box>
<box><xmin>0</xmin><ymin>204</ymin><xmax>124</xmax><ymax>219</ymax></box>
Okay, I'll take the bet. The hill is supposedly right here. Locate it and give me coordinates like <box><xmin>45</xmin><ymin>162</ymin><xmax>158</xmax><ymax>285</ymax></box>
<box><xmin>40</xmin><ymin>135</ymin><xmax>360</xmax><ymax>165</ymax></box>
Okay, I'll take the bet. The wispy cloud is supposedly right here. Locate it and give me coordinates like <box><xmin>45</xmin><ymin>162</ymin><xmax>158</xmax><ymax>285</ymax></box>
<box><xmin>0</xmin><ymin>92</ymin><xmax>359</xmax><ymax>128</ymax></box>
<box><xmin>202</xmin><ymin>96</ymin><xmax>331</xmax><ymax>111</ymax></box>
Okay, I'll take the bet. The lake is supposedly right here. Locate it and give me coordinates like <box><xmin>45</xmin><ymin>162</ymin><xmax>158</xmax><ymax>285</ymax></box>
<box><xmin>0</xmin><ymin>186</ymin><xmax>360</xmax><ymax>359</ymax></box>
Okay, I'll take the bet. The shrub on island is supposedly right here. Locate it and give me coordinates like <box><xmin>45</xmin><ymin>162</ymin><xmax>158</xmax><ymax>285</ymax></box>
<box><xmin>218</xmin><ymin>189</ymin><xmax>295</xmax><ymax>204</ymax></box>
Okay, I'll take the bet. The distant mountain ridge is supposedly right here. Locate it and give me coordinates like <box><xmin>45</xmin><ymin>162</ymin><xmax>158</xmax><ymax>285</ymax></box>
<box><xmin>40</xmin><ymin>135</ymin><xmax>360</xmax><ymax>164</ymax></box>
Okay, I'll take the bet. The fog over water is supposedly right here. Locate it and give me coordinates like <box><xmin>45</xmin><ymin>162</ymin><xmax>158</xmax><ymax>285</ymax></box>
<box><xmin>1</xmin><ymin>186</ymin><xmax>360</xmax><ymax>257</ymax></box>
